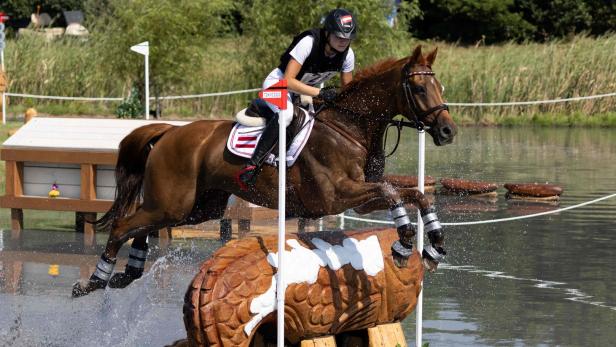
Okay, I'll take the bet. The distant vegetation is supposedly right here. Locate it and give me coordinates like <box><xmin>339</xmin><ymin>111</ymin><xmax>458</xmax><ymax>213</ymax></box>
<box><xmin>1</xmin><ymin>0</ymin><xmax>615</xmax><ymax>125</ymax></box>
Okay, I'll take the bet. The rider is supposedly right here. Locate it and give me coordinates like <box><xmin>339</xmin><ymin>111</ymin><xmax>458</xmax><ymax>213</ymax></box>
<box><xmin>237</xmin><ymin>8</ymin><xmax>357</xmax><ymax>188</ymax></box>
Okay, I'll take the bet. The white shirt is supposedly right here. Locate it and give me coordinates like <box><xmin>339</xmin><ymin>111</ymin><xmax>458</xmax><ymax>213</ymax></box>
<box><xmin>287</xmin><ymin>35</ymin><xmax>355</xmax><ymax>86</ymax></box>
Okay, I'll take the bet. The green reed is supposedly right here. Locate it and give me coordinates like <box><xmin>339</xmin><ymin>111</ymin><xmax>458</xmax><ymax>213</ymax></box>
<box><xmin>3</xmin><ymin>34</ymin><xmax>616</xmax><ymax>125</ymax></box>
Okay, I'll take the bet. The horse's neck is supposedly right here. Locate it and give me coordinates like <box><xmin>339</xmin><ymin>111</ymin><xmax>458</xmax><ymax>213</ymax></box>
<box><xmin>322</xmin><ymin>69</ymin><xmax>400</xmax><ymax>150</ymax></box>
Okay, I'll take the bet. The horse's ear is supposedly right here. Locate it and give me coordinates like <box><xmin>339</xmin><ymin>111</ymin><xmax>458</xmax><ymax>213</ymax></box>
<box><xmin>409</xmin><ymin>45</ymin><xmax>422</xmax><ymax>64</ymax></box>
<box><xmin>426</xmin><ymin>47</ymin><xmax>438</xmax><ymax>68</ymax></box>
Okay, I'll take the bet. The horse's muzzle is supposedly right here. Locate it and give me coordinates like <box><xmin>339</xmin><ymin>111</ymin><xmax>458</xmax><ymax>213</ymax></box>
<box><xmin>431</xmin><ymin>123</ymin><xmax>457</xmax><ymax>146</ymax></box>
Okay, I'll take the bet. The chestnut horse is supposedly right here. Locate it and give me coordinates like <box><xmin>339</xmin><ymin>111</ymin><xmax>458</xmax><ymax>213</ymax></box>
<box><xmin>72</xmin><ymin>45</ymin><xmax>457</xmax><ymax>297</ymax></box>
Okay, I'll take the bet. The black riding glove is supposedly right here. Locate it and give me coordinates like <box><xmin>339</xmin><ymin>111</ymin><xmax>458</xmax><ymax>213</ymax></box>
<box><xmin>318</xmin><ymin>88</ymin><xmax>337</xmax><ymax>103</ymax></box>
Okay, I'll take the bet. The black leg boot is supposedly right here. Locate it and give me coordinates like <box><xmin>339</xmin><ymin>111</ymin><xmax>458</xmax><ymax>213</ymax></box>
<box><xmin>237</xmin><ymin>115</ymin><xmax>280</xmax><ymax>189</ymax></box>
<box><xmin>389</xmin><ymin>202</ymin><xmax>416</xmax><ymax>268</ymax></box>
<box><xmin>108</xmin><ymin>239</ymin><xmax>148</xmax><ymax>288</ymax></box>
<box><xmin>421</xmin><ymin>207</ymin><xmax>447</xmax><ymax>264</ymax></box>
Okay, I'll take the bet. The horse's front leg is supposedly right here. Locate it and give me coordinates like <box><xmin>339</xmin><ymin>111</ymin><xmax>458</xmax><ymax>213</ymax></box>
<box><xmin>351</xmin><ymin>187</ymin><xmax>446</xmax><ymax>269</ymax></box>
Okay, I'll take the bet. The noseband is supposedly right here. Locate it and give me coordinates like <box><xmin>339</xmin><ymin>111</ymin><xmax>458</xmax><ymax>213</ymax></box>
<box><xmin>401</xmin><ymin>64</ymin><xmax>449</xmax><ymax>131</ymax></box>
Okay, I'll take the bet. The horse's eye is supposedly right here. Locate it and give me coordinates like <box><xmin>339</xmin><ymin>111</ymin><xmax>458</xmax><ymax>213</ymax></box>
<box><xmin>412</xmin><ymin>85</ymin><xmax>426</xmax><ymax>94</ymax></box>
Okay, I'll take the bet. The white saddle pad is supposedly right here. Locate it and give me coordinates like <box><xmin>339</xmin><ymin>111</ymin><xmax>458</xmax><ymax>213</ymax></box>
<box><xmin>226</xmin><ymin>110</ymin><xmax>314</xmax><ymax>167</ymax></box>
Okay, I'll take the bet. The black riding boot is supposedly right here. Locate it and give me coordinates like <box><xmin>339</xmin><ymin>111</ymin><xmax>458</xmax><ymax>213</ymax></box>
<box><xmin>238</xmin><ymin>115</ymin><xmax>280</xmax><ymax>188</ymax></box>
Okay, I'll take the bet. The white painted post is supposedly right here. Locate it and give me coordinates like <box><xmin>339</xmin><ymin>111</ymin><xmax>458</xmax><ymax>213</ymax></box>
<box><xmin>276</xmin><ymin>98</ymin><xmax>287</xmax><ymax>347</ymax></box>
<box><xmin>129</xmin><ymin>41</ymin><xmax>150</xmax><ymax>119</ymax></box>
<box><xmin>416</xmin><ymin>129</ymin><xmax>426</xmax><ymax>347</ymax></box>
<box><xmin>339</xmin><ymin>212</ymin><xmax>345</xmax><ymax>230</ymax></box>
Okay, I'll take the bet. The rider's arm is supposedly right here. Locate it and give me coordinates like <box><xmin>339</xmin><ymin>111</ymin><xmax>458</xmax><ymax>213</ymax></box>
<box><xmin>284</xmin><ymin>58</ymin><xmax>321</xmax><ymax>97</ymax></box>
<box><xmin>340</xmin><ymin>71</ymin><xmax>353</xmax><ymax>87</ymax></box>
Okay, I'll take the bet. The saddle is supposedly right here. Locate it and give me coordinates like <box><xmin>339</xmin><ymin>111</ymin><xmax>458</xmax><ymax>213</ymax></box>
<box><xmin>236</xmin><ymin>98</ymin><xmax>309</xmax><ymax>141</ymax></box>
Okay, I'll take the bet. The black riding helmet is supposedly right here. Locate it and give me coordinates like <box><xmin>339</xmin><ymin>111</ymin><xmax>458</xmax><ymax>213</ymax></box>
<box><xmin>324</xmin><ymin>8</ymin><xmax>357</xmax><ymax>40</ymax></box>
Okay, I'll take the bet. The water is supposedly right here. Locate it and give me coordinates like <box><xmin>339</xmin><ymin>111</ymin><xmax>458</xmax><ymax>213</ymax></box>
<box><xmin>1</xmin><ymin>127</ymin><xmax>615</xmax><ymax>346</ymax></box>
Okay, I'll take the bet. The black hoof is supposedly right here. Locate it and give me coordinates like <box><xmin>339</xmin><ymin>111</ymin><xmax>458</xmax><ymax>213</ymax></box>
<box><xmin>391</xmin><ymin>240</ymin><xmax>413</xmax><ymax>268</ymax></box>
<box><xmin>108</xmin><ymin>270</ymin><xmax>142</xmax><ymax>289</ymax></box>
<box><xmin>422</xmin><ymin>244</ymin><xmax>446</xmax><ymax>264</ymax></box>
<box><xmin>72</xmin><ymin>278</ymin><xmax>107</xmax><ymax>297</ymax></box>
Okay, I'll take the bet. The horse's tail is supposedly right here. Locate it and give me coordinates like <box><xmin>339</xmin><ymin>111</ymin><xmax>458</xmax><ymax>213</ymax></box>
<box><xmin>93</xmin><ymin>123</ymin><xmax>175</xmax><ymax>232</ymax></box>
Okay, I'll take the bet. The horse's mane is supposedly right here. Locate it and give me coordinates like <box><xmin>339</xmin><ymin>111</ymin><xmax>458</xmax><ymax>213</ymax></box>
<box><xmin>341</xmin><ymin>57</ymin><xmax>407</xmax><ymax>92</ymax></box>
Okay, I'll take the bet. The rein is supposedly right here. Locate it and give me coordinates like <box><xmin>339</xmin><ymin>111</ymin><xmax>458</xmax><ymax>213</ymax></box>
<box><xmin>314</xmin><ymin>64</ymin><xmax>449</xmax><ymax>157</ymax></box>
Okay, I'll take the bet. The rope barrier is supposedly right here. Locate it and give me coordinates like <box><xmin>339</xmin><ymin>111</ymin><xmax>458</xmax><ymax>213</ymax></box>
<box><xmin>447</xmin><ymin>92</ymin><xmax>616</xmax><ymax>107</ymax></box>
<box><xmin>339</xmin><ymin>193</ymin><xmax>616</xmax><ymax>227</ymax></box>
<box><xmin>4</xmin><ymin>92</ymin><xmax>123</xmax><ymax>101</ymax></box>
<box><xmin>3</xmin><ymin>88</ymin><xmax>261</xmax><ymax>102</ymax></box>
<box><xmin>2</xmin><ymin>89</ymin><xmax>614</xmax><ymax>104</ymax></box>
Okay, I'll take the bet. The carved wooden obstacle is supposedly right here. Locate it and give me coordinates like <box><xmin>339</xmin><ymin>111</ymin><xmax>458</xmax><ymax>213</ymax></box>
<box><xmin>182</xmin><ymin>228</ymin><xmax>423</xmax><ymax>346</ymax></box>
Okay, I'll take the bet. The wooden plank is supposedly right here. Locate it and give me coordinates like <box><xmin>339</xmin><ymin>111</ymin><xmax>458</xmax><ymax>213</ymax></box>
<box><xmin>1</xmin><ymin>148</ymin><xmax>117</xmax><ymax>165</ymax></box>
<box><xmin>96</xmin><ymin>165</ymin><xmax>116</xmax><ymax>187</ymax></box>
<box><xmin>2</xmin><ymin>117</ymin><xmax>189</xmax><ymax>151</ymax></box>
<box><xmin>0</xmin><ymin>195</ymin><xmax>112</xmax><ymax>212</ymax></box>
<box><xmin>23</xmin><ymin>164</ymin><xmax>81</xmax><ymax>184</ymax></box>
<box><xmin>367</xmin><ymin>323</ymin><xmax>407</xmax><ymax>347</ymax></box>
<box><xmin>80</xmin><ymin>164</ymin><xmax>96</xmax><ymax>200</ymax></box>
<box><xmin>23</xmin><ymin>183</ymin><xmax>81</xmax><ymax>199</ymax></box>
<box><xmin>5</xmin><ymin>161</ymin><xmax>24</xmax><ymax>196</ymax></box>
<box><xmin>11</xmin><ymin>208</ymin><xmax>24</xmax><ymax>233</ymax></box>
<box><xmin>300</xmin><ymin>336</ymin><xmax>336</xmax><ymax>347</ymax></box>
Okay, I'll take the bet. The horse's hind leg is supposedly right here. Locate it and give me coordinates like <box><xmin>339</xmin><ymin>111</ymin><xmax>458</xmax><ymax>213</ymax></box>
<box><xmin>107</xmin><ymin>190</ymin><xmax>231</xmax><ymax>289</ymax></box>
<box><xmin>72</xmin><ymin>208</ymin><xmax>170</xmax><ymax>297</ymax></box>
<box><xmin>107</xmin><ymin>235</ymin><xmax>149</xmax><ymax>288</ymax></box>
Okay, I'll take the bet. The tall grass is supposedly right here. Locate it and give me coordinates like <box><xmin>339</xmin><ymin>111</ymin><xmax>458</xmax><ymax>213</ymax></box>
<box><xmin>3</xmin><ymin>34</ymin><xmax>616</xmax><ymax>124</ymax></box>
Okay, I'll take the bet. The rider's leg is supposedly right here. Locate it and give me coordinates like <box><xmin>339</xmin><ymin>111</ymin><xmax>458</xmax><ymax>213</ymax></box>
<box><xmin>238</xmin><ymin>70</ymin><xmax>294</xmax><ymax>188</ymax></box>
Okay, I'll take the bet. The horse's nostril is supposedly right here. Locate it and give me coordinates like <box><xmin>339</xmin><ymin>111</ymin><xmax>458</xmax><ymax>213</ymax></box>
<box><xmin>441</xmin><ymin>126</ymin><xmax>452</xmax><ymax>137</ymax></box>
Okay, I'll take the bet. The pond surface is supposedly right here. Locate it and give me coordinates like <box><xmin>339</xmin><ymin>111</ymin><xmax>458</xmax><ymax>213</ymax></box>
<box><xmin>1</xmin><ymin>127</ymin><xmax>615</xmax><ymax>346</ymax></box>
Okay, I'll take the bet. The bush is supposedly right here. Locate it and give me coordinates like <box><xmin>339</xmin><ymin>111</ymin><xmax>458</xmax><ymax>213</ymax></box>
<box><xmin>116</xmin><ymin>85</ymin><xmax>144</xmax><ymax>119</ymax></box>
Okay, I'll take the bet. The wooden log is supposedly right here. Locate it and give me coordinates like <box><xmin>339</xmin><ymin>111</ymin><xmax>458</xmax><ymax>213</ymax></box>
<box><xmin>367</xmin><ymin>322</ymin><xmax>407</xmax><ymax>347</ymax></box>
<box><xmin>440</xmin><ymin>178</ymin><xmax>499</xmax><ymax>195</ymax></box>
<box><xmin>504</xmin><ymin>183</ymin><xmax>563</xmax><ymax>198</ymax></box>
<box><xmin>300</xmin><ymin>336</ymin><xmax>337</xmax><ymax>347</ymax></box>
<box><xmin>383</xmin><ymin>174</ymin><xmax>436</xmax><ymax>193</ymax></box>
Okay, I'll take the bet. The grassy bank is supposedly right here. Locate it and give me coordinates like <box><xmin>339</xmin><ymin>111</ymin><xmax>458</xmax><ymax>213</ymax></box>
<box><xmin>2</xmin><ymin>34</ymin><xmax>616</xmax><ymax>125</ymax></box>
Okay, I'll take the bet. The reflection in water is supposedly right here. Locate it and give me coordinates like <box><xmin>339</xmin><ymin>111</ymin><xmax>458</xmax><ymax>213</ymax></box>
<box><xmin>1</xmin><ymin>127</ymin><xmax>616</xmax><ymax>346</ymax></box>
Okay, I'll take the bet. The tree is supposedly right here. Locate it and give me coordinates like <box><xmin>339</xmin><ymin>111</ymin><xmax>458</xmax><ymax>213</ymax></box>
<box><xmin>410</xmin><ymin>0</ymin><xmax>534</xmax><ymax>44</ymax></box>
<box><xmin>87</xmin><ymin>0</ymin><xmax>234</xmax><ymax>101</ymax></box>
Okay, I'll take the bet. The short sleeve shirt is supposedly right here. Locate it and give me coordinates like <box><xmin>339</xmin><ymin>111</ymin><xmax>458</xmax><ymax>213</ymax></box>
<box><xmin>287</xmin><ymin>35</ymin><xmax>354</xmax><ymax>86</ymax></box>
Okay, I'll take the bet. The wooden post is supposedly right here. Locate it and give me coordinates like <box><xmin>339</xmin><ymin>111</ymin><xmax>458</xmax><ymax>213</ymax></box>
<box><xmin>300</xmin><ymin>336</ymin><xmax>337</xmax><ymax>347</ymax></box>
<box><xmin>79</xmin><ymin>164</ymin><xmax>97</xmax><ymax>244</ymax></box>
<box><xmin>6</xmin><ymin>161</ymin><xmax>24</xmax><ymax>233</ymax></box>
<box><xmin>367</xmin><ymin>322</ymin><xmax>407</xmax><ymax>347</ymax></box>
<box><xmin>220</xmin><ymin>219</ymin><xmax>232</xmax><ymax>243</ymax></box>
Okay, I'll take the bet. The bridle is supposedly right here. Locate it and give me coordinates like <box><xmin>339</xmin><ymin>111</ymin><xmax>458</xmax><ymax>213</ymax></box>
<box><xmin>401</xmin><ymin>63</ymin><xmax>449</xmax><ymax>131</ymax></box>
<box><xmin>317</xmin><ymin>63</ymin><xmax>450</xmax><ymax>156</ymax></box>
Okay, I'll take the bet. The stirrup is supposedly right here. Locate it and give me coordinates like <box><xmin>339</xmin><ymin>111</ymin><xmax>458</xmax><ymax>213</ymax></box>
<box><xmin>235</xmin><ymin>164</ymin><xmax>258</xmax><ymax>191</ymax></box>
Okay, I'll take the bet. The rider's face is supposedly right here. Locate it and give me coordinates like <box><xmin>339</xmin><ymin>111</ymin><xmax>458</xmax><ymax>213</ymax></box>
<box><xmin>327</xmin><ymin>34</ymin><xmax>351</xmax><ymax>52</ymax></box>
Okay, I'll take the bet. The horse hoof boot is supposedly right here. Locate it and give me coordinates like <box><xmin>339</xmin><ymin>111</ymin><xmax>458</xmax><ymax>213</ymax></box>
<box><xmin>391</xmin><ymin>240</ymin><xmax>413</xmax><ymax>268</ymax></box>
<box><xmin>72</xmin><ymin>278</ymin><xmax>107</xmax><ymax>297</ymax></box>
<box><xmin>108</xmin><ymin>269</ymin><xmax>143</xmax><ymax>289</ymax></box>
<box><xmin>422</xmin><ymin>244</ymin><xmax>446</xmax><ymax>264</ymax></box>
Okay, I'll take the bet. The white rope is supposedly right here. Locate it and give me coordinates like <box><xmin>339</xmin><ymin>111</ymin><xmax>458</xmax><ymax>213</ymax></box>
<box><xmin>3</xmin><ymin>87</ymin><xmax>261</xmax><ymax>102</ymax></box>
<box><xmin>152</xmin><ymin>88</ymin><xmax>261</xmax><ymax>100</ymax></box>
<box><xmin>4</xmin><ymin>92</ymin><xmax>123</xmax><ymax>101</ymax></box>
<box><xmin>3</xmin><ymin>89</ymin><xmax>614</xmax><ymax>104</ymax></box>
<box><xmin>447</xmin><ymin>92</ymin><xmax>616</xmax><ymax>107</ymax></box>
<box><xmin>340</xmin><ymin>193</ymin><xmax>616</xmax><ymax>227</ymax></box>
